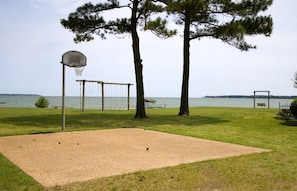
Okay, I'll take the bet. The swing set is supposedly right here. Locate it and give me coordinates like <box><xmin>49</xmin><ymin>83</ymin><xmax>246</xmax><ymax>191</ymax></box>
<box><xmin>253</xmin><ymin>90</ymin><xmax>270</xmax><ymax>108</ymax></box>
<box><xmin>76</xmin><ymin>80</ymin><xmax>133</xmax><ymax>111</ymax></box>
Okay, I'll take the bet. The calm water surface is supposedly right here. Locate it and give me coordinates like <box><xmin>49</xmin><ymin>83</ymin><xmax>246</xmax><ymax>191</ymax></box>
<box><xmin>0</xmin><ymin>95</ymin><xmax>293</xmax><ymax>110</ymax></box>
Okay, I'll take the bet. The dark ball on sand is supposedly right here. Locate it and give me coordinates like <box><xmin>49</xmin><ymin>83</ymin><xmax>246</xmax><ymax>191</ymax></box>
<box><xmin>146</xmin><ymin>147</ymin><xmax>149</xmax><ymax>151</ymax></box>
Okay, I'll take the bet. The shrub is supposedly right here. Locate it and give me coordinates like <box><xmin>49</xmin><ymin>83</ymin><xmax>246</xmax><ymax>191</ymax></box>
<box><xmin>289</xmin><ymin>98</ymin><xmax>297</xmax><ymax>118</ymax></box>
<box><xmin>35</xmin><ymin>96</ymin><xmax>49</xmax><ymax>108</ymax></box>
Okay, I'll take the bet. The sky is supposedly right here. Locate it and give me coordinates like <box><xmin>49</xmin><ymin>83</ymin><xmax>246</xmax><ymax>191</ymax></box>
<box><xmin>0</xmin><ymin>0</ymin><xmax>296</xmax><ymax>98</ymax></box>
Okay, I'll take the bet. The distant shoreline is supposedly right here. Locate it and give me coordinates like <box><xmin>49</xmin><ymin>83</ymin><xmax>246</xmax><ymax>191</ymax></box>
<box><xmin>0</xmin><ymin>94</ymin><xmax>40</xmax><ymax>96</ymax></box>
<box><xmin>204</xmin><ymin>95</ymin><xmax>297</xmax><ymax>99</ymax></box>
<box><xmin>1</xmin><ymin>94</ymin><xmax>296</xmax><ymax>99</ymax></box>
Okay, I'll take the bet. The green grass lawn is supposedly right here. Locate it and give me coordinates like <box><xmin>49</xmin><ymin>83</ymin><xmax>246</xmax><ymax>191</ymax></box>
<box><xmin>0</xmin><ymin>107</ymin><xmax>297</xmax><ymax>191</ymax></box>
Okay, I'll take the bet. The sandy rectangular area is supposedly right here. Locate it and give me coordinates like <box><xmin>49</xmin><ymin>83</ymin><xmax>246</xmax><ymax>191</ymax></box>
<box><xmin>0</xmin><ymin>128</ymin><xmax>270</xmax><ymax>187</ymax></box>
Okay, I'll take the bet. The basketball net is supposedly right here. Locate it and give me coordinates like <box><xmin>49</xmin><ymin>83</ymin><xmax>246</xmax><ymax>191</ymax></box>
<box><xmin>75</xmin><ymin>66</ymin><xmax>85</xmax><ymax>76</ymax></box>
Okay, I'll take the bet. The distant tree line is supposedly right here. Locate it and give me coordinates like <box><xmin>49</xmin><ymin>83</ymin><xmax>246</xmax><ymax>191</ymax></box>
<box><xmin>204</xmin><ymin>95</ymin><xmax>297</xmax><ymax>99</ymax></box>
<box><xmin>0</xmin><ymin>94</ymin><xmax>40</xmax><ymax>96</ymax></box>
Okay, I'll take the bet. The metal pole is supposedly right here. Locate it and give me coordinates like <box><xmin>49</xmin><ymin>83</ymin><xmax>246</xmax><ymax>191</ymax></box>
<box><xmin>101</xmin><ymin>82</ymin><xmax>104</xmax><ymax>111</ymax></box>
<box><xmin>62</xmin><ymin>64</ymin><xmax>65</xmax><ymax>130</ymax></box>
<box><xmin>128</xmin><ymin>84</ymin><xmax>131</xmax><ymax>110</ymax></box>
<box><xmin>253</xmin><ymin>91</ymin><xmax>256</xmax><ymax>108</ymax></box>
<box><xmin>82</xmin><ymin>80</ymin><xmax>86</xmax><ymax>112</ymax></box>
<box><xmin>268</xmin><ymin>91</ymin><xmax>270</xmax><ymax>109</ymax></box>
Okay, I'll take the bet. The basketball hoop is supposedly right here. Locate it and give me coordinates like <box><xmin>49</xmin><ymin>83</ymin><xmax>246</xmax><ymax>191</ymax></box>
<box><xmin>61</xmin><ymin>50</ymin><xmax>87</xmax><ymax>68</ymax></box>
<box><xmin>61</xmin><ymin>50</ymin><xmax>87</xmax><ymax>130</ymax></box>
<box><xmin>75</xmin><ymin>66</ymin><xmax>85</xmax><ymax>76</ymax></box>
<box><xmin>61</xmin><ymin>50</ymin><xmax>87</xmax><ymax>76</ymax></box>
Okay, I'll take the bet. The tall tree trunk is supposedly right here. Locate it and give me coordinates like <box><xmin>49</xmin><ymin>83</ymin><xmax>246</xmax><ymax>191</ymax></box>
<box><xmin>178</xmin><ymin>14</ymin><xmax>190</xmax><ymax>116</ymax></box>
<box><xmin>131</xmin><ymin>0</ymin><xmax>147</xmax><ymax>118</ymax></box>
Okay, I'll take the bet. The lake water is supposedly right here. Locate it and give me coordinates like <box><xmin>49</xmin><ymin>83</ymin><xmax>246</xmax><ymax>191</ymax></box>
<box><xmin>0</xmin><ymin>95</ymin><xmax>293</xmax><ymax>110</ymax></box>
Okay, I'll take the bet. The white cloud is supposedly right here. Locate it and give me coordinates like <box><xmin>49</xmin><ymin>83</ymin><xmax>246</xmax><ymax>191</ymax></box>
<box><xmin>29</xmin><ymin>0</ymin><xmax>91</xmax><ymax>15</ymax></box>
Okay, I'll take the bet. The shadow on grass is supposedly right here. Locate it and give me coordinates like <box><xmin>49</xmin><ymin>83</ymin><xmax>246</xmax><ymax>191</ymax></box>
<box><xmin>0</xmin><ymin>112</ymin><xmax>229</xmax><ymax>132</ymax></box>
<box><xmin>279</xmin><ymin>120</ymin><xmax>297</xmax><ymax>127</ymax></box>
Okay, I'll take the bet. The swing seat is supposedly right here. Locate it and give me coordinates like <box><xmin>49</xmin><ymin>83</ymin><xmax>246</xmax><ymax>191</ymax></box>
<box><xmin>257</xmin><ymin>103</ymin><xmax>266</xmax><ymax>107</ymax></box>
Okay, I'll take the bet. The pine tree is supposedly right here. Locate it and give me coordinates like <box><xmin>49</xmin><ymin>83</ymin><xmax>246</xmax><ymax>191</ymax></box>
<box><xmin>61</xmin><ymin>0</ymin><xmax>175</xmax><ymax>118</ymax></box>
<box><xmin>165</xmin><ymin>0</ymin><xmax>273</xmax><ymax>116</ymax></box>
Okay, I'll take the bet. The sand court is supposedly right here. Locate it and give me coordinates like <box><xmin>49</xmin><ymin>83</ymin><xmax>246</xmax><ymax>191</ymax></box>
<box><xmin>0</xmin><ymin>128</ymin><xmax>270</xmax><ymax>187</ymax></box>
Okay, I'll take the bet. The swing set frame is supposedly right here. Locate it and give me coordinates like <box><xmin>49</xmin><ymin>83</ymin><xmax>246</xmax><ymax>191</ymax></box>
<box><xmin>76</xmin><ymin>80</ymin><xmax>133</xmax><ymax>111</ymax></box>
<box><xmin>253</xmin><ymin>90</ymin><xmax>270</xmax><ymax>108</ymax></box>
